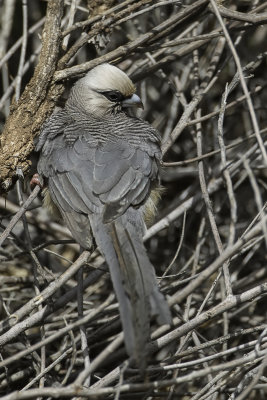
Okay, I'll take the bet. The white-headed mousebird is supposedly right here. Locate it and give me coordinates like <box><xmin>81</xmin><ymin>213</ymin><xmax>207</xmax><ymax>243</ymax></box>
<box><xmin>36</xmin><ymin>63</ymin><xmax>171</xmax><ymax>370</ymax></box>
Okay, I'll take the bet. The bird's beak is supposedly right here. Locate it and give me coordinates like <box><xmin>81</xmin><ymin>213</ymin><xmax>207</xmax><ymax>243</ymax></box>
<box><xmin>122</xmin><ymin>94</ymin><xmax>144</xmax><ymax>109</ymax></box>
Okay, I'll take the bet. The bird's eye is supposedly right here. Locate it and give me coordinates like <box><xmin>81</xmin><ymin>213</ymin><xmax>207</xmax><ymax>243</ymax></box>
<box><xmin>102</xmin><ymin>91</ymin><xmax>123</xmax><ymax>102</ymax></box>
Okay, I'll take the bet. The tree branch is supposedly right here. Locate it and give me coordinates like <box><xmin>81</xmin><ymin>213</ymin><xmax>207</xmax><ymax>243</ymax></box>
<box><xmin>0</xmin><ymin>0</ymin><xmax>64</xmax><ymax>193</ymax></box>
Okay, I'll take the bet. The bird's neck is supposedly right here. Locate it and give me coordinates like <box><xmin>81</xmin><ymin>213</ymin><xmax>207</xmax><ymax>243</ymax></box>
<box><xmin>65</xmin><ymin>101</ymin><xmax>128</xmax><ymax>122</ymax></box>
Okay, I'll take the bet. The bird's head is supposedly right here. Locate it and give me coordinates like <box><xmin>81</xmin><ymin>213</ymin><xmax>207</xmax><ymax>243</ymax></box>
<box><xmin>67</xmin><ymin>63</ymin><xmax>143</xmax><ymax>117</ymax></box>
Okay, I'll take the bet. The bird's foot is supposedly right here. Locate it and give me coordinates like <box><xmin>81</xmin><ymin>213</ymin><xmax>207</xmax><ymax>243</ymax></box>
<box><xmin>30</xmin><ymin>173</ymin><xmax>43</xmax><ymax>190</ymax></box>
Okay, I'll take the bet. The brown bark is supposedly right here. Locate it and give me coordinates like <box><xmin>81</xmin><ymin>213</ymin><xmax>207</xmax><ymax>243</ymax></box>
<box><xmin>0</xmin><ymin>0</ymin><xmax>64</xmax><ymax>193</ymax></box>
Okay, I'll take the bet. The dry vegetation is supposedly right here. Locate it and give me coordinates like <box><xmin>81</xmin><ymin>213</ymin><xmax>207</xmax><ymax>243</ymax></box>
<box><xmin>0</xmin><ymin>0</ymin><xmax>267</xmax><ymax>399</ymax></box>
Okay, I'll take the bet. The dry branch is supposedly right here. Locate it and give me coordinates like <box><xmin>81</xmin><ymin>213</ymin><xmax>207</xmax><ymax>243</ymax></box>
<box><xmin>0</xmin><ymin>0</ymin><xmax>266</xmax><ymax>398</ymax></box>
<box><xmin>0</xmin><ymin>0</ymin><xmax>64</xmax><ymax>193</ymax></box>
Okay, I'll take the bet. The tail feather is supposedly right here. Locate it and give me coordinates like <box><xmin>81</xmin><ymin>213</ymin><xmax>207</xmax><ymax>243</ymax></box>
<box><xmin>89</xmin><ymin>209</ymin><xmax>171</xmax><ymax>369</ymax></box>
<box><xmin>116</xmin><ymin>213</ymin><xmax>171</xmax><ymax>325</ymax></box>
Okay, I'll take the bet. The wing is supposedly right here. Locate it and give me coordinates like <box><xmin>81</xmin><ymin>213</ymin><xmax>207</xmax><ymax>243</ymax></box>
<box><xmin>92</xmin><ymin>138</ymin><xmax>160</xmax><ymax>222</ymax></box>
<box><xmin>37</xmin><ymin>114</ymin><xmax>161</xmax><ymax>240</ymax></box>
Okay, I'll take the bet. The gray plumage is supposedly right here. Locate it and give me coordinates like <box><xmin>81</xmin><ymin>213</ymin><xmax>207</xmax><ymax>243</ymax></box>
<box><xmin>36</xmin><ymin>63</ymin><xmax>171</xmax><ymax>369</ymax></box>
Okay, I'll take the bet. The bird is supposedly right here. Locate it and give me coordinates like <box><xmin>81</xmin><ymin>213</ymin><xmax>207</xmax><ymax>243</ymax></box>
<box><xmin>35</xmin><ymin>63</ymin><xmax>171</xmax><ymax>370</ymax></box>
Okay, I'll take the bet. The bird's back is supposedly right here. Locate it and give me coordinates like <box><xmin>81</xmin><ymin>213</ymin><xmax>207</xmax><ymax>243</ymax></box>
<box><xmin>37</xmin><ymin>108</ymin><xmax>161</xmax><ymax>233</ymax></box>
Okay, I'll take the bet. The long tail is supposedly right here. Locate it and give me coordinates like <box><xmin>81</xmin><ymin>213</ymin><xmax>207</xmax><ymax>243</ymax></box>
<box><xmin>89</xmin><ymin>208</ymin><xmax>171</xmax><ymax>370</ymax></box>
